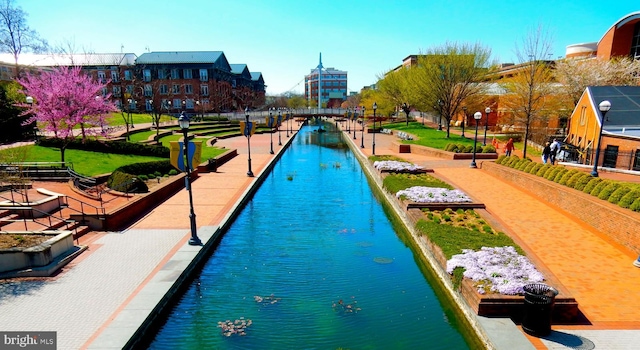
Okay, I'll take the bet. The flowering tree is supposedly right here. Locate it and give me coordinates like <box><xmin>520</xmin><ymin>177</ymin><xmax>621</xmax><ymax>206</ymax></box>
<box><xmin>18</xmin><ymin>66</ymin><xmax>117</xmax><ymax>162</ymax></box>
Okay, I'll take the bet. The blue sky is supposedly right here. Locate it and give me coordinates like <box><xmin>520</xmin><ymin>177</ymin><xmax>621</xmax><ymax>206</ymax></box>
<box><xmin>18</xmin><ymin>0</ymin><xmax>639</xmax><ymax>95</ymax></box>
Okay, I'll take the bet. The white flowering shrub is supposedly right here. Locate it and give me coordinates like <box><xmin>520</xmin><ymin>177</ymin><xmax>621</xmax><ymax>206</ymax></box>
<box><xmin>396</xmin><ymin>186</ymin><xmax>471</xmax><ymax>203</ymax></box>
<box><xmin>373</xmin><ymin>160</ymin><xmax>423</xmax><ymax>172</ymax></box>
<box><xmin>446</xmin><ymin>246</ymin><xmax>544</xmax><ymax>295</ymax></box>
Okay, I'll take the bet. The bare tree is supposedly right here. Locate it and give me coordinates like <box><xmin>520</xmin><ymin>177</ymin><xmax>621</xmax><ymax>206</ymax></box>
<box><xmin>0</xmin><ymin>0</ymin><xmax>48</xmax><ymax>77</ymax></box>
<box><xmin>500</xmin><ymin>25</ymin><xmax>556</xmax><ymax>158</ymax></box>
<box><xmin>409</xmin><ymin>42</ymin><xmax>494</xmax><ymax>137</ymax></box>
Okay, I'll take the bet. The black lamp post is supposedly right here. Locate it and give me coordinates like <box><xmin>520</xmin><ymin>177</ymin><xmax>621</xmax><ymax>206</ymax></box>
<box><xmin>483</xmin><ymin>107</ymin><xmax>491</xmax><ymax>146</ymax></box>
<box><xmin>245</xmin><ymin>107</ymin><xmax>254</xmax><ymax>177</ymax></box>
<box><xmin>591</xmin><ymin>100</ymin><xmax>611</xmax><ymax>177</ymax></box>
<box><xmin>461</xmin><ymin>107</ymin><xmax>467</xmax><ymax>138</ymax></box>
<box><xmin>353</xmin><ymin>108</ymin><xmax>358</xmax><ymax>140</ymax></box>
<box><xmin>360</xmin><ymin>106</ymin><xmax>366</xmax><ymax>148</ymax></box>
<box><xmin>285</xmin><ymin>110</ymin><xmax>290</xmax><ymax>138</ymax></box>
<box><xmin>372</xmin><ymin>102</ymin><xmax>378</xmax><ymax>155</ymax></box>
<box><xmin>268</xmin><ymin>108</ymin><xmax>274</xmax><ymax>154</ymax></box>
<box><xmin>127</xmin><ymin>98</ymin><xmax>135</xmax><ymax>129</ymax></box>
<box><xmin>277</xmin><ymin>110</ymin><xmax>282</xmax><ymax>146</ymax></box>
<box><xmin>178</xmin><ymin>112</ymin><xmax>202</xmax><ymax>246</ymax></box>
<box><xmin>470</xmin><ymin>111</ymin><xmax>482</xmax><ymax>168</ymax></box>
<box><xmin>347</xmin><ymin>108</ymin><xmax>351</xmax><ymax>133</ymax></box>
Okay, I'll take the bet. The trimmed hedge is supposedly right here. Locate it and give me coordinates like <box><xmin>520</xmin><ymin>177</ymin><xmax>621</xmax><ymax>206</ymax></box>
<box><xmin>620</xmin><ymin>190</ymin><xmax>640</xmax><ymax>209</ymax></box>
<box><xmin>38</xmin><ymin>137</ymin><xmax>170</xmax><ymax>158</ymax></box>
<box><xmin>608</xmin><ymin>186</ymin><xmax>631</xmax><ymax>205</ymax></box>
<box><xmin>107</xmin><ymin>170</ymin><xmax>148</xmax><ymax>193</ymax></box>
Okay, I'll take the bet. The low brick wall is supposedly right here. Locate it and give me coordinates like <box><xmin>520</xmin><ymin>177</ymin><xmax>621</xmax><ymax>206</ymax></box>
<box><xmin>389</xmin><ymin>141</ymin><xmax>498</xmax><ymax>160</ymax></box>
<box><xmin>483</xmin><ymin>161</ymin><xmax>640</xmax><ymax>253</ymax></box>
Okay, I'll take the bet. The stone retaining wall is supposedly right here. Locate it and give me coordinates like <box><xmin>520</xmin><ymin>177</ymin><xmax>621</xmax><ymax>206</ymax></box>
<box><xmin>482</xmin><ymin>161</ymin><xmax>640</xmax><ymax>253</ymax></box>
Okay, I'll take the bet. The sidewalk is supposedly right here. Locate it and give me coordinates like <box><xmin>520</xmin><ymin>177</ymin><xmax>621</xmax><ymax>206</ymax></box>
<box><xmin>1</xmin><ymin>125</ymin><xmax>639</xmax><ymax>349</ymax></box>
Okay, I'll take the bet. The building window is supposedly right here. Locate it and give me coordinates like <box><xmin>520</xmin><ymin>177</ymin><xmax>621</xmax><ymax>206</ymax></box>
<box><xmin>185</xmin><ymin>84</ymin><xmax>193</xmax><ymax>94</ymax></box>
<box><xmin>579</xmin><ymin>106</ymin><xmax>586</xmax><ymax>126</ymax></box>
<box><xmin>200</xmin><ymin>85</ymin><xmax>209</xmax><ymax>96</ymax></box>
<box><xmin>111</xmin><ymin>70</ymin><xmax>119</xmax><ymax>83</ymax></box>
<box><xmin>631</xmin><ymin>22</ymin><xmax>640</xmax><ymax>59</ymax></box>
<box><xmin>97</xmin><ymin>71</ymin><xmax>106</xmax><ymax>83</ymax></box>
<box><xmin>101</xmin><ymin>87</ymin><xmax>108</xmax><ymax>96</ymax></box>
<box><xmin>124</xmin><ymin>70</ymin><xmax>132</xmax><ymax>81</ymax></box>
<box><xmin>173</xmin><ymin>99</ymin><xmax>182</xmax><ymax>109</ymax></box>
<box><xmin>183</xmin><ymin>69</ymin><xmax>192</xmax><ymax>79</ymax></box>
<box><xmin>231</xmin><ymin>79</ymin><xmax>236</xmax><ymax>88</ymax></box>
<box><xmin>115</xmin><ymin>100</ymin><xmax>122</xmax><ymax>110</ymax></box>
<box><xmin>144</xmin><ymin>84</ymin><xmax>152</xmax><ymax>97</ymax></box>
<box><xmin>172</xmin><ymin>84</ymin><xmax>180</xmax><ymax>94</ymax></box>
<box><xmin>145</xmin><ymin>99</ymin><xmax>153</xmax><ymax>111</ymax></box>
<box><xmin>112</xmin><ymin>86</ymin><xmax>121</xmax><ymax>97</ymax></box>
<box><xmin>143</xmin><ymin>69</ymin><xmax>151</xmax><ymax>82</ymax></box>
<box><xmin>199</xmin><ymin>69</ymin><xmax>208</xmax><ymax>81</ymax></box>
<box><xmin>160</xmin><ymin>84</ymin><xmax>168</xmax><ymax>94</ymax></box>
<box><xmin>157</xmin><ymin>69</ymin><xmax>167</xmax><ymax>79</ymax></box>
<box><xmin>185</xmin><ymin>99</ymin><xmax>194</xmax><ymax>109</ymax></box>
<box><xmin>126</xmin><ymin>85</ymin><xmax>133</xmax><ymax>95</ymax></box>
<box><xmin>171</xmin><ymin>69</ymin><xmax>180</xmax><ymax>79</ymax></box>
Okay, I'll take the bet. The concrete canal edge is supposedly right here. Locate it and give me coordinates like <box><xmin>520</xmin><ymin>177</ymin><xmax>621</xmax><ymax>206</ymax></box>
<box><xmin>343</xmin><ymin>133</ymin><xmax>535</xmax><ymax>350</ymax></box>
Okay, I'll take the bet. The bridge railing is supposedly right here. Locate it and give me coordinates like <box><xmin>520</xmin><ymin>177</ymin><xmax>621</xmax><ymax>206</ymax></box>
<box><xmin>224</xmin><ymin>108</ymin><xmax>357</xmax><ymax>122</ymax></box>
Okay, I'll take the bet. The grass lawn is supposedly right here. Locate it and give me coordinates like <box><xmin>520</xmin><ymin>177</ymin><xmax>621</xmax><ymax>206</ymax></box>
<box><xmin>382</xmin><ymin>173</ymin><xmax>453</xmax><ymax>193</ymax></box>
<box><xmin>158</xmin><ymin>134</ymin><xmax>227</xmax><ymax>160</ymax></box>
<box><xmin>382</xmin><ymin>122</ymin><xmax>479</xmax><ymax>150</ymax></box>
<box><xmin>106</xmin><ymin>112</ymin><xmax>175</xmax><ymax>127</ymax></box>
<box><xmin>0</xmin><ymin>145</ymin><xmax>165</xmax><ymax>176</ymax></box>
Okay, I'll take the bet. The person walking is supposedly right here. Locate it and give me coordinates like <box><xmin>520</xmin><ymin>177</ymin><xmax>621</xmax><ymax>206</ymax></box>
<box><xmin>504</xmin><ymin>138</ymin><xmax>515</xmax><ymax>157</ymax></box>
<box><xmin>542</xmin><ymin>141</ymin><xmax>551</xmax><ymax>164</ymax></box>
<box><xmin>550</xmin><ymin>138</ymin><xmax>561</xmax><ymax>164</ymax></box>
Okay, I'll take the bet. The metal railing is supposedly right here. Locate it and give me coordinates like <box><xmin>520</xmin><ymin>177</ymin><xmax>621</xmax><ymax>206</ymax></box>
<box><xmin>0</xmin><ymin>189</ymin><xmax>80</xmax><ymax>235</ymax></box>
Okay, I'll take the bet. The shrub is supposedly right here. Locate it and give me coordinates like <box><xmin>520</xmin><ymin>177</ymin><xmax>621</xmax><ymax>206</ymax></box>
<box><xmin>496</xmin><ymin>155</ymin><xmax>507</xmax><ymax>164</ymax></box>
<box><xmin>506</xmin><ymin>156</ymin><xmax>520</xmax><ymax>167</ymax></box>
<box><xmin>597</xmin><ymin>183</ymin><xmax>621</xmax><ymax>200</ymax></box>
<box><xmin>558</xmin><ymin>170</ymin><xmax>580</xmax><ymax>186</ymax></box>
<box><xmin>516</xmin><ymin>159</ymin><xmax>531</xmax><ymax>170</ymax></box>
<box><xmin>583</xmin><ymin>178</ymin><xmax>602</xmax><ymax>194</ymax></box>
<box><xmin>589</xmin><ymin>180</ymin><xmax>611</xmax><ymax>197</ymax></box>
<box><xmin>38</xmin><ymin>137</ymin><xmax>170</xmax><ymax>158</ymax></box>
<box><xmin>445</xmin><ymin>143</ymin><xmax>458</xmax><ymax>152</ymax></box>
<box><xmin>553</xmin><ymin>169</ymin><xmax>568</xmax><ymax>182</ymax></box>
<box><xmin>630</xmin><ymin>197</ymin><xmax>640</xmax><ymax>212</ymax></box>
<box><xmin>482</xmin><ymin>145</ymin><xmax>496</xmax><ymax>153</ymax></box>
<box><xmin>522</xmin><ymin>162</ymin><xmax>535</xmax><ymax>173</ymax></box>
<box><xmin>544</xmin><ymin>167</ymin><xmax>562</xmax><ymax>180</ymax></box>
<box><xmin>168</xmin><ymin>169</ymin><xmax>178</xmax><ymax>175</ymax></box>
<box><xmin>137</xmin><ymin>174</ymin><xmax>148</xmax><ymax>181</ymax></box>
<box><xmin>619</xmin><ymin>190</ymin><xmax>640</xmax><ymax>209</ymax></box>
<box><xmin>572</xmin><ymin>173</ymin><xmax>592</xmax><ymax>191</ymax></box>
<box><xmin>107</xmin><ymin>170</ymin><xmax>148</xmax><ymax>193</ymax></box>
<box><xmin>527</xmin><ymin>163</ymin><xmax>542</xmax><ymax>175</ymax></box>
<box><xmin>116</xmin><ymin>160</ymin><xmax>174</xmax><ymax>176</ymax></box>
<box><xmin>536</xmin><ymin>164</ymin><xmax>552</xmax><ymax>177</ymax></box>
<box><xmin>154</xmin><ymin>171</ymin><xmax>162</xmax><ymax>177</ymax></box>
<box><xmin>608</xmin><ymin>186</ymin><xmax>631</xmax><ymax>205</ymax></box>
<box><xmin>463</xmin><ymin>145</ymin><xmax>474</xmax><ymax>153</ymax></box>
<box><xmin>147</xmin><ymin>173</ymin><xmax>157</xmax><ymax>179</ymax></box>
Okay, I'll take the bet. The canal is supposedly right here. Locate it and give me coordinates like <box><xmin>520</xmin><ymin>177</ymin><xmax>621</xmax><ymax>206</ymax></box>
<box><xmin>148</xmin><ymin>123</ymin><xmax>477</xmax><ymax>349</ymax></box>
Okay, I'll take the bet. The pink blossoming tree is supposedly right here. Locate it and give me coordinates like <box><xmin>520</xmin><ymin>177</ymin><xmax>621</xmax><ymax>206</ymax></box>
<box><xmin>17</xmin><ymin>66</ymin><xmax>118</xmax><ymax>162</ymax></box>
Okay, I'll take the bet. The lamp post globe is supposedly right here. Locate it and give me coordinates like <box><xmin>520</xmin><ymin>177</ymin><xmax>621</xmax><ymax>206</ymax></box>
<box><xmin>178</xmin><ymin>112</ymin><xmax>201</xmax><ymax>246</ymax></box>
<box><xmin>591</xmin><ymin>100</ymin><xmax>611</xmax><ymax>177</ymax></box>
<box><xmin>470</xmin><ymin>111</ymin><xmax>483</xmax><ymax>168</ymax></box>
<box><xmin>483</xmin><ymin>107</ymin><xmax>491</xmax><ymax>146</ymax></box>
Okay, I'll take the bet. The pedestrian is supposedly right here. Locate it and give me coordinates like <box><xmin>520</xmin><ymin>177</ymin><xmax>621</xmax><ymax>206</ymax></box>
<box><xmin>550</xmin><ymin>138</ymin><xmax>561</xmax><ymax>164</ymax></box>
<box><xmin>542</xmin><ymin>141</ymin><xmax>551</xmax><ymax>164</ymax></box>
<box><xmin>635</xmin><ymin>256</ymin><xmax>640</xmax><ymax>268</ymax></box>
<box><xmin>491</xmin><ymin>137</ymin><xmax>499</xmax><ymax>150</ymax></box>
<box><xmin>504</xmin><ymin>138</ymin><xmax>515</xmax><ymax>157</ymax></box>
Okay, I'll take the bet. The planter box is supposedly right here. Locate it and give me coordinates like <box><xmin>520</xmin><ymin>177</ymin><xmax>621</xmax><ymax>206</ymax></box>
<box><xmin>0</xmin><ymin>231</ymin><xmax>74</xmax><ymax>273</ymax></box>
<box><xmin>389</xmin><ymin>141</ymin><xmax>498</xmax><ymax>160</ymax></box>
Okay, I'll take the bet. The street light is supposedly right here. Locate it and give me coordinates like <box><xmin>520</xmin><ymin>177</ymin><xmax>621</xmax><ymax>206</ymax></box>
<box><xmin>353</xmin><ymin>107</ymin><xmax>358</xmax><ymax>140</ymax></box>
<box><xmin>285</xmin><ymin>110</ymin><xmax>290</xmax><ymax>138</ymax></box>
<box><xmin>25</xmin><ymin>96</ymin><xmax>36</xmax><ymax>140</ymax></box>
<box><xmin>461</xmin><ymin>107</ymin><xmax>467</xmax><ymax>138</ymax></box>
<box><xmin>470</xmin><ymin>111</ymin><xmax>482</xmax><ymax>168</ymax></box>
<box><xmin>347</xmin><ymin>108</ymin><xmax>352</xmax><ymax>134</ymax></box>
<box><xmin>268</xmin><ymin>108</ymin><xmax>275</xmax><ymax>154</ymax></box>
<box><xmin>402</xmin><ymin>102</ymin><xmax>410</xmax><ymax>127</ymax></box>
<box><xmin>277</xmin><ymin>110</ymin><xmax>282</xmax><ymax>146</ymax></box>
<box><xmin>360</xmin><ymin>106</ymin><xmax>366</xmax><ymax>148</ymax></box>
<box><xmin>372</xmin><ymin>102</ymin><xmax>378</xmax><ymax>155</ymax></box>
<box><xmin>483</xmin><ymin>107</ymin><xmax>491</xmax><ymax>146</ymax></box>
<box><xmin>591</xmin><ymin>100</ymin><xmax>611</xmax><ymax>177</ymax></box>
<box><xmin>437</xmin><ymin>100</ymin><xmax>443</xmax><ymax>131</ymax></box>
<box><xmin>178</xmin><ymin>112</ymin><xmax>202</xmax><ymax>246</ymax></box>
<box><xmin>245</xmin><ymin>107</ymin><xmax>254</xmax><ymax>177</ymax></box>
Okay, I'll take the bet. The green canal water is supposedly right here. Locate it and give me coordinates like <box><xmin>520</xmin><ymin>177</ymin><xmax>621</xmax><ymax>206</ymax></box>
<box><xmin>148</xmin><ymin>123</ymin><xmax>479</xmax><ymax>349</ymax></box>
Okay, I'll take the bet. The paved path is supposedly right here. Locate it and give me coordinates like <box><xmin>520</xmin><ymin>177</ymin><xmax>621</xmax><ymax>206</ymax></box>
<box><xmin>1</xmin><ymin>123</ymin><xmax>640</xmax><ymax>349</ymax></box>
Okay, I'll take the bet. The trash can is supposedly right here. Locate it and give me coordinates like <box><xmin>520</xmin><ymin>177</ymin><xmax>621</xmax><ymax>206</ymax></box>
<box><xmin>521</xmin><ymin>283</ymin><xmax>558</xmax><ymax>336</ymax></box>
<box><xmin>208</xmin><ymin>158</ymin><xmax>217</xmax><ymax>172</ymax></box>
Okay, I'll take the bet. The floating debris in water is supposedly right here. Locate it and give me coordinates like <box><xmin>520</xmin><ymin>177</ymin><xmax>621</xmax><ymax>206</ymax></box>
<box><xmin>332</xmin><ymin>296</ymin><xmax>361</xmax><ymax>315</ymax></box>
<box><xmin>217</xmin><ymin>317</ymin><xmax>252</xmax><ymax>337</ymax></box>
<box><xmin>254</xmin><ymin>294</ymin><xmax>281</xmax><ymax>305</ymax></box>
<box><xmin>373</xmin><ymin>257</ymin><xmax>394</xmax><ymax>264</ymax></box>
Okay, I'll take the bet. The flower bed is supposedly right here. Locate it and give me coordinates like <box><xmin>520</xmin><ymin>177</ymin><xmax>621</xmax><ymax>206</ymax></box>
<box><xmin>373</xmin><ymin>160</ymin><xmax>428</xmax><ymax>173</ymax></box>
<box><xmin>446</xmin><ymin>246</ymin><xmax>544</xmax><ymax>295</ymax></box>
<box><xmin>397</xmin><ymin>186</ymin><xmax>472</xmax><ymax>203</ymax></box>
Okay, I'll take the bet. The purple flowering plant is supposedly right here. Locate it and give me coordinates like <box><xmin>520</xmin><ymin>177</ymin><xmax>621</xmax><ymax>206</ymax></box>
<box><xmin>374</xmin><ymin>160</ymin><xmax>423</xmax><ymax>172</ymax></box>
<box><xmin>396</xmin><ymin>186</ymin><xmax>472</xmax><ymax>203</ymax></box>
<box><xmin>446</xmin><ymin>246</ymin><xmax>544</xmax><ymax>295</ymax></box>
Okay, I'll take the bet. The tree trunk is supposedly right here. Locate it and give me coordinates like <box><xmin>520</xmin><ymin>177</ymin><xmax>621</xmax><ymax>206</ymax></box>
<box><xmin>523</xmin><ymin>122</ymin><xmax>530</xmax><ymax>159</ymax></box>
